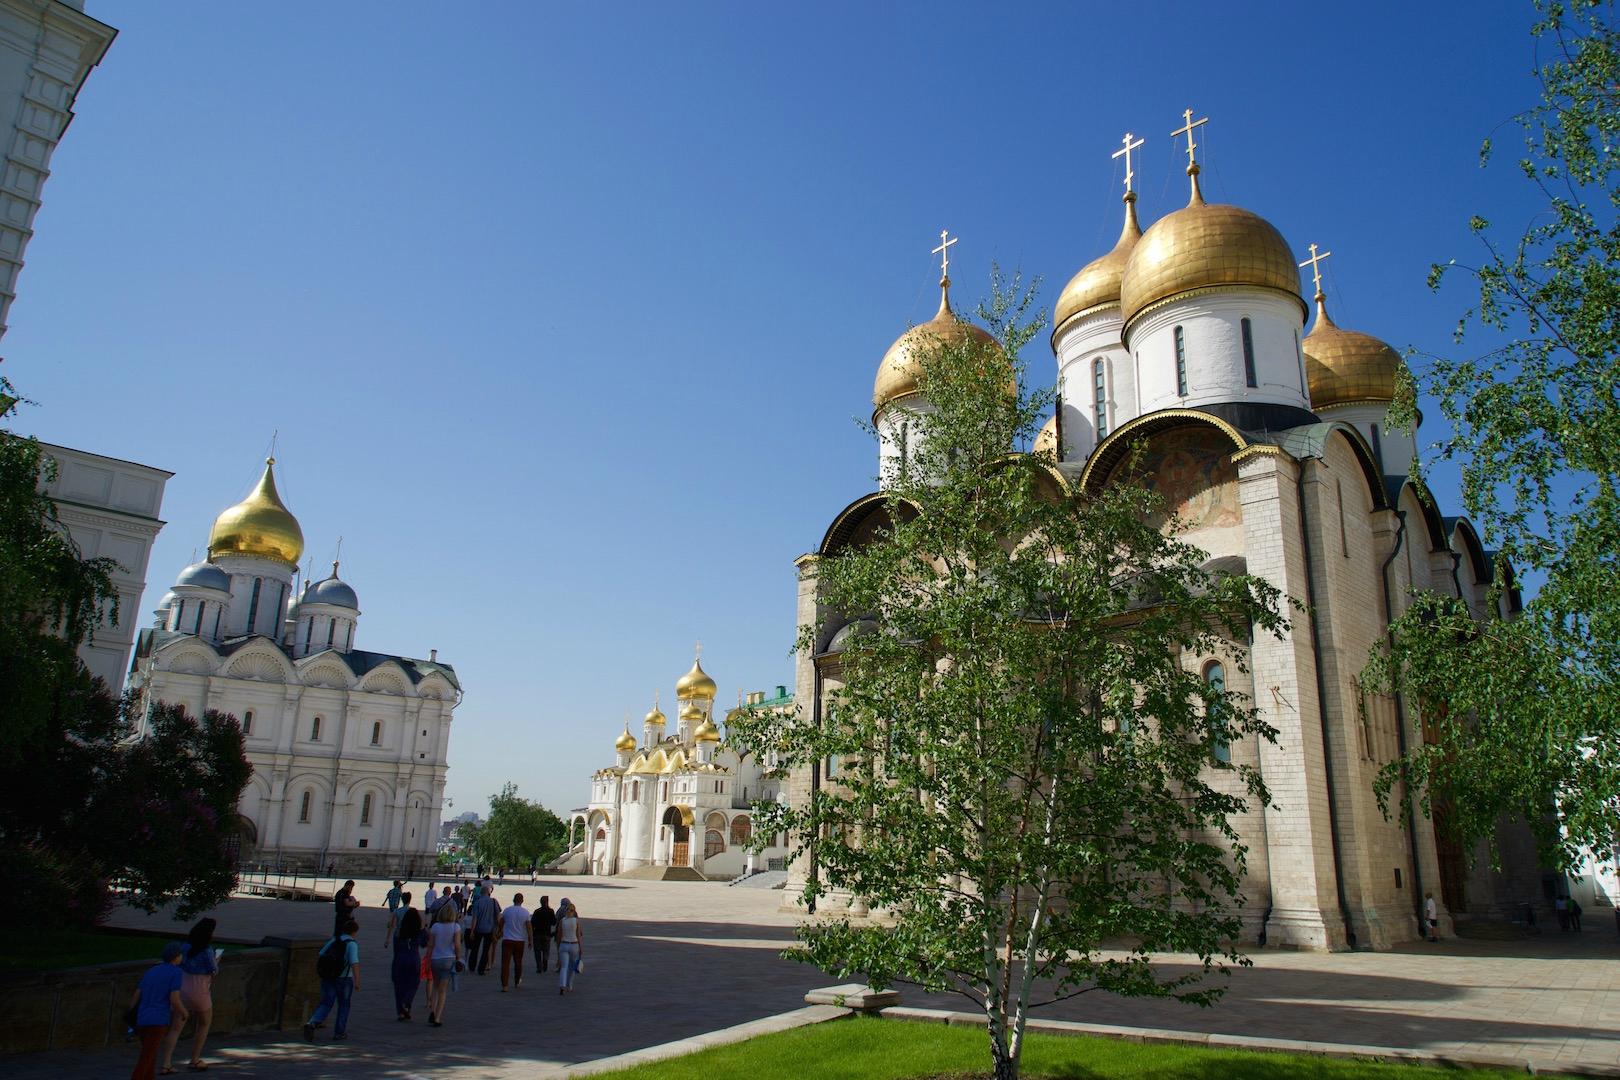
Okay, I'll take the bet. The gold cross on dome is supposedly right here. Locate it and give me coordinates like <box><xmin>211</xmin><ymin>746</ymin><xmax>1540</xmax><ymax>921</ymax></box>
<box><xmin>1112</xmin><ymin>132</ymin><xmax>1145</xmax><ymax>195</ymax></box>
<box><xmin>932</xmin><ymin>229</ymin><xmax>958</xmax><ymax>282</ymax></box>
<box><xmin>1172</xmin><ymin>108</ymin><xmax>1208</xmax><ymax>168</ymax></box>
<box><xmin>1299</xmin><ymin>243</ymin><xmax>1333</xmax><ymax>297</ymax></box>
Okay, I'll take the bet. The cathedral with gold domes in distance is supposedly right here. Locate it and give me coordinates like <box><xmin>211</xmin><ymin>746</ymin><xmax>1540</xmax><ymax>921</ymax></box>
<box><xmin>560</xmin><ymin>652</ymin><xmax>794</xmax><ymax>880</ymax></box>
<box><xmin>128</xmin><ymin>459</ymin><xmax>460</xmax><ymax>877</ymax></box>
<box><xmin>789</xmin><ymin>111</ymin><xmax>1546</xmax><ymax>950</ymax></box>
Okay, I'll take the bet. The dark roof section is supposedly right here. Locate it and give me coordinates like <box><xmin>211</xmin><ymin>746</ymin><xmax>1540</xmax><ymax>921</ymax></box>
<box><xmin>134</xmin><ymin>630</ymin><xmax>460</xmax><ymax>691</ymax></box>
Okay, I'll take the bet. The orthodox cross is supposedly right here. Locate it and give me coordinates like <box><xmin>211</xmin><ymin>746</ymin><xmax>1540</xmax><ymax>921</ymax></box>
<box><xmin>1112</xmin><ymin>131</ymin><xmax>1145</xmax><ymax>195</ymax></box>
<box><xmin>1171</xmin><ymin>108</ymin><xmax>1208</xmax><ymax>169</ymax></box>
<box><xmin>932</xmin><ymin>229</ymin><xmax>958</xmax><ymax>282</ymax></box>
<box><xmin>1299</xmin><ymin>243</ymin><xmax>1333</xmax><ymax>298</ymax></box>
<box><xmin>268</xmin><ymin>429</ymin><xmax>279</xmax><ymax>463</ymax></box>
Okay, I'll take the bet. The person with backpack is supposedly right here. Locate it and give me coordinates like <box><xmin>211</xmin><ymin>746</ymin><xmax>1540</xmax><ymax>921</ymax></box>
<box><xmin>303</xmin><ymin>919</ymin><xmax>361</xmax><ymax>1042</ymax></box>
<box><xmin>128</xmin><ymin>942</ymin><xmax>188</xmax><ymax>1080</ymax></box>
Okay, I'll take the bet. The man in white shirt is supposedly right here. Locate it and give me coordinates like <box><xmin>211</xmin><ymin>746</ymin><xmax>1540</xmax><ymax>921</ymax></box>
<box><xmin>497</xmin><ymin>892</ymin><xmax>533</xmax><ymax>991</ymax></box>
<box><xmin>424</xmin><ymin>882</ymin><xmax>439</xmax><ymax>913</ymax></box>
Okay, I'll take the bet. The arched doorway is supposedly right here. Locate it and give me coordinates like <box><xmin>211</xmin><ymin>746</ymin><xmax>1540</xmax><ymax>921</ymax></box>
<box><xmin>224</xmin><ymin>814</ymin><xmax>257</xmax><ymax>868</ymax></box>
<box><xmin>662</xmin><ymin>806</ymin><xmax>691</xmax><ymax>867</ymax></box>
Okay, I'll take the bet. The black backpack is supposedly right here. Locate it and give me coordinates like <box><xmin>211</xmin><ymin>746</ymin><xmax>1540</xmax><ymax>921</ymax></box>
<box><xmin>315</xmin><ymin>936</ymin><xmax>346</xmax><ymax>980</ymax></box>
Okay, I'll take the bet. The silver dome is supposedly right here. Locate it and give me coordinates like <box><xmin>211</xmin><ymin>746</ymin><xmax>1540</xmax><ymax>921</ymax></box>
<box><xmin>175</xmin><ymin>561</ymin><xmax>230</xmax><ymax>592</ymax></box>
<box><xmin>306</xmin><ymin>574</ymin><xmax>359</xmax><ymax>610</ymax></box>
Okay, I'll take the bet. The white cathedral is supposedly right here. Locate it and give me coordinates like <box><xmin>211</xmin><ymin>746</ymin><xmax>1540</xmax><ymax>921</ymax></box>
<box><xmin>128</xmin><ymin>459</ymin><xmax>458</xmax><ymax>876</ymax></box>
<box><xmin>788</xmin><ymin>117</ymin><xmax>1550</xmax><ymax>949</ymax></box>
<box><xmin>563</xmin><ymin>654</ymin><xmax>792</xmax><ymax>879</ymax></box>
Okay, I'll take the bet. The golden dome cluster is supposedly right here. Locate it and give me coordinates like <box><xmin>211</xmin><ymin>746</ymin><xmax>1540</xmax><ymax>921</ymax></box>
<box><xmin>208</xmin><ymin>459</ymin><xmax>304</xmax><ymax>566</ymax></box>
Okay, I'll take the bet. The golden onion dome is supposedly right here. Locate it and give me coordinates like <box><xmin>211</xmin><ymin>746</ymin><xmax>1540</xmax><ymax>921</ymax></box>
<box><xmin>208</xmin><ymin>458</ymin><xmax>304</xmax><ymax>566</ymax></box>
<box><xmin>679</xmin><ymin>703</ymin><xmax>704</xmax><ymax>723</ymax></box>
<box><xmin>676</xmin><ymin>655</ymin><xmax>717</xmax><ymax>701</ymax></box>
<box><xmin>874</xmin><ymin>279</ymin><xmax>1006</xmax><ymax>411</ymax></box>
<box><xmin>614</xmin><ymin>727</ymin><xmax>637</xmax><ymax>753</ymax></box>
<box><xmin>1118</xmin><ymin>170</ymin><xmax>1303</xmax><ymax>333</ymax></box>
<box><xmin>1033</xmin><ymin>413</ymin><xmax>1057</xmax><ymax>456</ymax></box>
<box><xmin>693</xmin><ymin>717</ymin><xmax>721</xmax><ymax>743</ymax></box>
<box><xmin>1054</xmin><ymin>195</ymin><xmax>1142</xmax><ymax>334</ymax></box>
<box><xmin>644</xmin><ymin>702</ymin><xmax>666</xmax><ymax>727</ymax></box>
<box><xmin>1303</xmin><ymin>296</ymin><xmax>1402</xmax><ymax>410</ymax></box>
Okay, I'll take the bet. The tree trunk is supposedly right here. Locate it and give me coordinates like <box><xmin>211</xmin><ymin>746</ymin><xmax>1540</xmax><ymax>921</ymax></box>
<box><xmin>990</xmin><ymin>1031</ymin><xmax>1019</xmax><ymax>1080</ymax></box>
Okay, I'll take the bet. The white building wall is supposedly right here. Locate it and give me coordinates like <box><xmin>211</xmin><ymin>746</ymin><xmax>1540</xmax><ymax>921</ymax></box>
<box><xmin>1054</xmin><ymin>310</ymin><xmax>1132</xmax><ymax>462</ymax></box>
<box><xmin>1127</xmin><ymin>292</ymin><xmax>1309</xmax><ymax>418</ymax></box>
<box><xmin>37</xmin><ymin>442</ymin><xmax>170</xmax><ymax>692</ymax></box>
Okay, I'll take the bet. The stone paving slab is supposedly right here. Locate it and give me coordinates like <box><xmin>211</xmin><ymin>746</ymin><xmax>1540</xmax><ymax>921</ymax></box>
<box><xmin>13</xmin><ymin>876</ymin><xmax>1620</xmax><ymax>1078</ymax></box>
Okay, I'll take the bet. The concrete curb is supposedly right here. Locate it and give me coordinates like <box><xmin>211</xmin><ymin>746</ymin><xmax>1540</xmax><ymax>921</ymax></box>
<box><xmin>879</xmin><ymin>1005</ymin><xmax>1620</xmax><ymax>1077</ymax></box>
<box><xmin>556</xmin><ymin>1004</ymin><xmax>848</xmax><ymax>1077</ymax></box>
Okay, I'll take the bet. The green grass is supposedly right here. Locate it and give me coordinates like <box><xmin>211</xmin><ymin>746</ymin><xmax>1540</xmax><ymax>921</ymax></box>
<box><xmin>3</xmin><ymin>930</ymin><xmax>247</xmax><ymax>973</ymax></box>
<box><xmin>593</xmin><ymin>1016</ymin><xmax>1521</xmax><ymax>1079</ymax></box>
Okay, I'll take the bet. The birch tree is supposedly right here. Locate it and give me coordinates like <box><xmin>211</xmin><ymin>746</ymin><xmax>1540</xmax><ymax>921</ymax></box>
<box><xmin>737</xmin><ymin>274</ymin><xmax>1287</xmax><ymax>1080</ymax></box>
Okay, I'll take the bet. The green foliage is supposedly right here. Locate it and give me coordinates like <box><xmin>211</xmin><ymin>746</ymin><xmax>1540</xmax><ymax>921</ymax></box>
<box><xmin>458</xmin><ymin>783</ymin><xmax>568</xmax><ymax>869</ymax></box>
<box><xmin>735</xmin><ymin>272</ymin><xmax>1288</xmax><ymax>1080</ymax></box>
<box><xmin>1377</xmin><ymin>1</ymin><xmax>1620</xmax><ymax>867</ymax></box>
<box><xmin>0</xmin><ymin>385</ymin><xmax>251</xmax><ymax>925</ymax></box>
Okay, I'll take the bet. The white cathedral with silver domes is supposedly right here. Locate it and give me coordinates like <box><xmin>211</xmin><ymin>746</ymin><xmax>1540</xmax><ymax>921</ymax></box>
<box><xmin>128</xmin><ymin>459</ymin><xmax>458</xmax><ymax>876</ymax></box>
<box><xmin>561</xmin><ymin>653</ymin><xmax>793</xmax><ymax>880</ymax></box>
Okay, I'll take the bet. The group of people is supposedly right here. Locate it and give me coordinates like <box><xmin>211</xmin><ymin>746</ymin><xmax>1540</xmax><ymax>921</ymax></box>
<box><xmin>126</xmin><ymin>877</ymin><xmax>587</xmax><ymax>1076</ymax></box>
<box><xmin>304</xmin><ymin>876</ymin><xmax>586</xmax><ymax>1040</ymax></box>
<box><xmin>126</xmin><ymin>918</ymin><xmax>221</xmax><ymax>1078</ymax></box>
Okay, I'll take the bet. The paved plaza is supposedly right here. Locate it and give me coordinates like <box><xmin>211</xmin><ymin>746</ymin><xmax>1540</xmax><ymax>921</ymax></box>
<box><xmin>21</xmin><ymin>876</ymin><xmax>1620</xmax><ymax>1078</ymax></box>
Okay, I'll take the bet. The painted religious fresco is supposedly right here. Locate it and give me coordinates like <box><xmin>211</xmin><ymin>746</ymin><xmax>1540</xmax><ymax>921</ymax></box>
<box><xmin>1109</xmin><ymin>426</ymin><xmax>1242</xmax><ymax>534</ymax></box>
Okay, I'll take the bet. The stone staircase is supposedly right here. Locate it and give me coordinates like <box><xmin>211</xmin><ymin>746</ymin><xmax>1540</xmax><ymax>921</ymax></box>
<box><xmin>616</xmin><ymin>864</ymin><xmax>708</xmax><ymax>882</ymax></box>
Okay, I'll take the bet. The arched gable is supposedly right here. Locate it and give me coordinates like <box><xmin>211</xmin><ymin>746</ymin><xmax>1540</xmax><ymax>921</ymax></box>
<box><xmin>296</xmin><ymin>655</ymin><xmax>354</xmax><ymax>690</ymax></box>
<box><xmin>1393</xmin><ymin>478</ymin><xmax>1449</xmax><ymax>553</ymax></box>
<box><xmin>1270</xmin><ymin>422</ymin><xmax>1390</xmax><ymax>513</ymax></box>
<box><xmin>819</xmin><ymin>492</ymin><xmax>920</xmax><ymax>556</ymax></box>
<box><xmin>417</xmin><ymin>672</ymin><xmax>453</xmax><ymax>701</ymax></box>
<box><xmin>223</xmin><ymin>642</ymin><xmax>294</xmax><ymax>683</ymax></box>
<box><xmin>359</xmin><ymin>662</ymin><xmax>410</xmax><ymax>696</ymax></box>
<box><xmin>1445</xmin><ymin>517</ymin><xmax>1490</xmax><ymax>586</ymax></box>
<box><xmin>155</xmin><ymin>636</ymin><xmax>220</xmax><ymax>676</ymax></box>
<box><xmin>1079</xmin><ymin>409</ymin><xmax>1248</xmax><ymax>496</ymax></box>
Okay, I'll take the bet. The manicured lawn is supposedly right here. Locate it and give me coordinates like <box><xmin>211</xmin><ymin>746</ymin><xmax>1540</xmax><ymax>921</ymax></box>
<box><xmin>594</xmin><ymin>1016</ymin><xmax>1519</xmax><ymax>1079</ymax></box>
<box><xmin>3</xmin><ymin>929</ymin><xmax>245</xmax><ymax>973</ymax></box>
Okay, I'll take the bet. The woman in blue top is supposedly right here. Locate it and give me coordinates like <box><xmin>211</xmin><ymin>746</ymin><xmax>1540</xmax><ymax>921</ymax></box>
<box><xmin>162</xmin><ymin>918</ymin><xmax>219</xmax><ymax>1073</ymax></box>
<box><xmin>129</xmin><ymin>942</ymin><xmax>188</xmax><ymax>1080</ymax></box>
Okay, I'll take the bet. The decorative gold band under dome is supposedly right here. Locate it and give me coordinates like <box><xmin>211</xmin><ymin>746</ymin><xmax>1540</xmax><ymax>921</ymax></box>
<box><xmin>208</xmin><ymin>458</ymin><xmax>304</xmax><ymax>566</ymax></box>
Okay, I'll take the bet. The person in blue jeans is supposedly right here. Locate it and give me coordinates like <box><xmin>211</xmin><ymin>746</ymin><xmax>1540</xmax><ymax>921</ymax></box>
<box><xmin>304</xmin><ymin>919</ymin><xmax>361</xmax><ymax>1041</ymax></box>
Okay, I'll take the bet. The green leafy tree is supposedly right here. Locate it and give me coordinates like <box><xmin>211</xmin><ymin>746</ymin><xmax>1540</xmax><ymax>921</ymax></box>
<box><xmin>1370</xmin><ymin>1</ymin><xmax>1619</xmax><ymax>869</ymax></box>
<box><xmin>461</xmin><ymin>783</ymin><xmax>568</xmax><ymax>869</ymax></box>
<box><xmin>735</xmin><ymin>273</ymin><xmax>1288</xmax><ymax>1080</ymax></box>
<box><xmin>0</xmin><ymin>383</ymin><xmax>251</xmax><ymax>925</ymax></box>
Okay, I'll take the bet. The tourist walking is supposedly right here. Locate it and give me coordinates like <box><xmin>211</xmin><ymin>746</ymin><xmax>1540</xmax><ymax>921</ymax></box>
<box><xmin>532</xmin><ymin>895</ymin><xmax>555</xmax><ymax>973</ymax></box>
<box><xmin>498</xmin><ymin>893</ymin><xmax>532</xmax><ymax>990</ymax></box>
<box><xmin>390</xmin><ymin>894</ymin><xmax>426</xmax><ymax>1020</ymax></box>
<box><xmin>303</xmin><ymin>919</ymin><xmax>361</xmax><ymax>1042</ymax></box>
<box><xmin>426</xmin><ymin>900</ymin><xmax>464</xmax><ymax>1027</ymax></box>
<box><xmin>128</xmin><ymin>943</ymin><xmax>188</xmax><ymax>1080</ymax></box>
<box><xmin>333</xmin><ymin>879</ymin><xmax>360</xmax><ymax>937</ymax></box>
<box><xmin>470</xmin><ymin>886</ymin><xmax>501</xmax><ymax>974</ymax></box>
<box><xmin>1424</xmin><ymin>892</ymin><xmax>1439</xmax><ymax>942</ymax></box>
<box><xmin>383</xmin><ymin>879</ymin><xmax>404</xmax><ymax>948</ymax></box>
<box><xmin>162</xmin><ymin>917</ymin><xmax>219</xmax><ymax>1073</ymax></box>
<box><xmin>555</xmin><ymin>898</ymin><xmax>583</xmax><ymax>994</ymax></box>
<box><xmin>424</xmin><ymin>881</ymin><xmax>439</xmax><ymax>912</ymax></box>
<box><xmin>1570</xmin><ymin>896</ymin><xmax>1583</xmax><ymax>931</ymax></box>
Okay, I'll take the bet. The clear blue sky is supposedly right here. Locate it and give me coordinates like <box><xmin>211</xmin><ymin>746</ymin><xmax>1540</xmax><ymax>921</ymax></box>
<box><xmin>10</xmin><ymin>2</ymin><xmax>1548</xmax><ymax>817</ymax></box>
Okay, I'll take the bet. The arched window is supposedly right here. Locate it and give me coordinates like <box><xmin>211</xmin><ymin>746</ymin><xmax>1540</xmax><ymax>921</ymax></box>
<box><xmin>326</xmin><ymin>619</ymin><xmax>335</xmax><ymax>647</ymax></box>
<box><xmin>245</xmin><ymin>578</ymin><xmax>262</xmax><ymax>634</ymax></box>
<box><xmin>193</xmin><ymin>602</ymin><xmax>205</xmax><ymax>636</ymax></box>
<box><xmin>659</xmin><ymin>781</ymin><xmax>667</xmax><ymax>802</ymax></box>
<box><xmin>242</xmin><ymin>710</ymin><xmax>253</xmax><ymax>735</ymax></box>
<box><xmin>704</xmin><ymin>830</ymin><xmax>725</xmax><ymax>859</ymax></box>
<box><xmin>1241</xmin><ymin>317</ymin><xmax>1257</xmax><ymax>388</ymax></box>
<box><xmin>303</xmin><ymin>617</ymin><xmax>313</xmax><ymax>651</ymax></box>
<box><xmin>371</xmin><ymin>721</ymin><xmax>382</xmax><ymax>746</ymax></box>
<box><xmin>1174</xmin><ymin>326</ymin><xmax>1188</xmax><ymax>396</ymax></box>
<box><xmin>310</xmin><ymin>716</ymin><xmax>322</xmax><ymax>742</ymax></box>
<box><xmin>173</xmin><ymin>599</ymin><xmax>185</xmax><ymax>630</ymax></box>
<box><xmin>1093</xmin><ymin>357</ymin><xmax>1108</xmax><ymax>439</ymax></box>
<box><xmin>730</xmin><ymin>816</ymin><xmax>751</xmax><ymax>846</ymax></box>
<box><xmin>298</xmin><ymin>789</ymin><xmax>312</xmax><ymax>822</ymax></box>
<box><xmin>1205</xmin><ymin>661</ymin><xmax>1231</xmax><ymax>764</ymax></box>
<box><xmin>360</xmin><ymin>792</ymin><xmax>373</xmax><ymax>825</ymax></box>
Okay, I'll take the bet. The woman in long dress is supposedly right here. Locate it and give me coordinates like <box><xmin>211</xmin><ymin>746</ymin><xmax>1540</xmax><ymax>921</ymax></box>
<box><xmin>390</xmin><ymin>893</ymin><xmax>426</xmax><ymax>1020</ymax></box>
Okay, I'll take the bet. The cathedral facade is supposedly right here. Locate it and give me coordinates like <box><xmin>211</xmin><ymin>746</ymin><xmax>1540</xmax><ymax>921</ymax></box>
<box><xmin>565</xmin><ymin>656</ymin><xmax>791</xmax><ymax>880</ymax></box>
<box><xmin>789</xmin><ymin>121</ymin><xmax>1538</xmax><ymax>951</ymax></box>
<box><xmin>128</xmin><ymin>459</ymin><xmax>458</xmax><ymax>877</ymax></box>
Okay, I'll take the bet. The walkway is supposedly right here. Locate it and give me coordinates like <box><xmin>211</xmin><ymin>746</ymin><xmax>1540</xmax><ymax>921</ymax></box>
<box><xmin>20</xmin><ymin>876</ymin><xmax>1620</xmax><ymax>1077</ymax></box>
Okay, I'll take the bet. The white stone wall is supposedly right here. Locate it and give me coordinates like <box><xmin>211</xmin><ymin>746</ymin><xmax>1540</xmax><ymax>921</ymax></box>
<box><xmin>1127</xmin><ymin>292</ymin><xmax>1309</xmax><ymax>417</ymax></box>
<box><xmin>1053</xmin><ymin>309</ymin><xmax>1132</xmax><ymax>462</ymax></box>
<box><xmin>38</xmin><ymin>442</ymin><xmax>170</xmax><ymax>692</ymax></box>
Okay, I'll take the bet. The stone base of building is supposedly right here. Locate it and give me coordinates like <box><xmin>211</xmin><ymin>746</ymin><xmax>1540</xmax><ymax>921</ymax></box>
<box><xmin>242</xmin><ymin>849</ymin><xmax>439</xmax><ymax>880</ymax></box>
